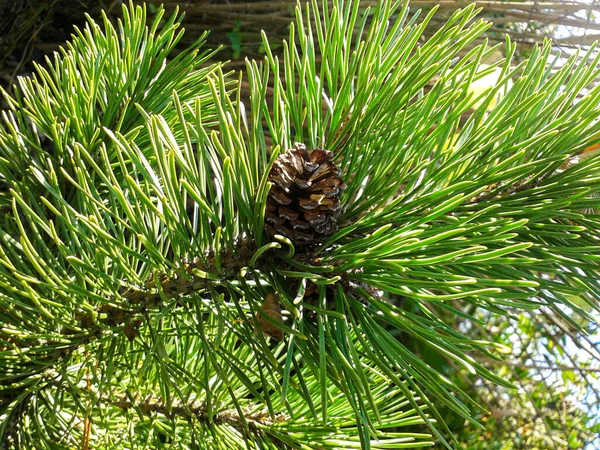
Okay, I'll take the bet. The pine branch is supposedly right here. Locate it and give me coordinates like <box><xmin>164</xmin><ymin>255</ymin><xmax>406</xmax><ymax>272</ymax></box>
<box><xmin>107</xmin><ymin>394</ymin><xmax>289</xmax><ymax>432</ymax></box>
<box><xmin>74</xmin><ymin>242</ymin><xmax>256</xmax><ymax>332</ymax></box>
<box><xmin>1</xmin><ymin>1</ymin><xmax>600</xmax><ymax>448</ymax></box>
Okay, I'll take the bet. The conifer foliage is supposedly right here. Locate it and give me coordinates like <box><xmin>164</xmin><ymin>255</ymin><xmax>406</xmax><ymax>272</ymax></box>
<box><xmin>0</xmin><ymin>1</ymin><xmax>599</xmax><ymax>448</ymax></box>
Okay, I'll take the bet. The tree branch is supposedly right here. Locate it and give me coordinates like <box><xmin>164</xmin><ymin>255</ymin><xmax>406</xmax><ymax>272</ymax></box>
<box><xmin>477</xmin><ymin>356</ymin><xmax>600</xmax><ymax>373</ymax></box>
<box><xmin>107</xmin><ymin>393</ymin><xmax>289</xmax><ymax>433</ymax></box>
<box><xmin>73</xmin><ymin>241</ymin><xmax>256</xmax><ymax>337</ymax></box>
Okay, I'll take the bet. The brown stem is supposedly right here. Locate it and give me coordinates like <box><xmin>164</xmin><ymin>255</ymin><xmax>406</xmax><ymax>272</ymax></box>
<box><xmin>81</xmin><ymin>353</ymin><xmax>92</xmax><ymax>450</ymax></box>
<box><xmin>157</xmin><ymin>0</ymin><xmax>595</xmax><ymax>15</ymax></box>
<box><xmin>107</xmin><ymin>394</ymin><xmax>289</xmax><ymax>432</ymax></box>
<box><xmin>466</xmin><ymin>173</ymin><xmax>541</xmax><ymax>205</ymax></box>
<box><xmin>74</xmin><ymin>241</ymin><xmax>256</xmax><ymax>338</ymax></box>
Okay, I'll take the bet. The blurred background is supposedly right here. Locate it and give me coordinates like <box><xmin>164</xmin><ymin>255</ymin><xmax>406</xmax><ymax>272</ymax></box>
<box><xmin>1</xmin><ymin>1</ymin><xmax>599</xmax><ymax>448</ymax></box>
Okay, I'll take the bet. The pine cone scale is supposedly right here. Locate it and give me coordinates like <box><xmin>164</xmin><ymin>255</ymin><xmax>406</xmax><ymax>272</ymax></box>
<box><xmin>270</xmin><ymin>188</ymin><xmax>293</xmax><ymax>205</ymax></box>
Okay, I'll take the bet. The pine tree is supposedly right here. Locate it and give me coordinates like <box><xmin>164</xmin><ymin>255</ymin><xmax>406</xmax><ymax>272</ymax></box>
<box><xmin>1</xmin><ymin>1</ymin><xmax>599</xmax><ymax>448</ymax></box>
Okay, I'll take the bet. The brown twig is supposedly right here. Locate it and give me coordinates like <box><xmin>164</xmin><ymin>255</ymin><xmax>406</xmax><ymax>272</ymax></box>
<box><xmin>81</xmin><ymin>350</ymin><xmax>92</xmax><ymax>450</ymax></box>
<box><xmin>107</xmin><ymin>393</ymin><xmax>289</xmax><ymax>432</ymax></box>
<box><xmin>73</xmin><ymin>241</ymin><xmax>256</xmax><ymax>338</ymax></box>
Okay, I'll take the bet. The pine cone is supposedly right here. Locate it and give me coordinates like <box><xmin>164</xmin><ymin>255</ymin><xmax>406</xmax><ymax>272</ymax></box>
<box><xmin>265</xmin><ymin>144</ymin><xmax>345</xmax><ymax>246</ymax></box>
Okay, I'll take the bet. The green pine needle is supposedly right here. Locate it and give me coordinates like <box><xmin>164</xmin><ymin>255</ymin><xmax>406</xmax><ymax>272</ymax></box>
<box><xmin>1</xmin><ymin>1</ymin><xmax>599</xmax><ymax>448</ymax></box>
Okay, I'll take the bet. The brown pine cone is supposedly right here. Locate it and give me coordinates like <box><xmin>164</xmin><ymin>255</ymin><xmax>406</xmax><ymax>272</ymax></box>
<box><xmin>265</xmin><ymin>143</ymin><xmax>345</xmax><ymax>246</ymax></box>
